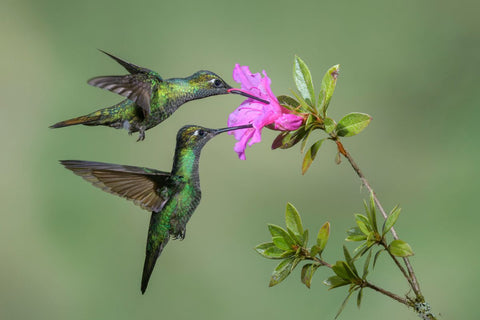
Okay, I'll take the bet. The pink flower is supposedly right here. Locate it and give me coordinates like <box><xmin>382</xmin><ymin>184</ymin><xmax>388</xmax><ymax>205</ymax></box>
<box><xmin>227</xmin><ymin>64</ymin><xmax>304</xmax><ymax>160</ymax></box>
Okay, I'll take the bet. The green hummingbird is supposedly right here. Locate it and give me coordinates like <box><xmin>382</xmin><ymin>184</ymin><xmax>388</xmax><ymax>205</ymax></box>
<box><xmin>50</xmin><ymin>50</ymin><xmax>267</xmax><ymax>141</ymax></box>
<box><xmin>60</xmin><ymin>123</ymin><xmax>252</xmax><ymax>293</ymax></box>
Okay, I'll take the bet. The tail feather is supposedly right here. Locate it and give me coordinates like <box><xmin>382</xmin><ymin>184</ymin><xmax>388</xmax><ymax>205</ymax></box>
<box><xmin>50</xmin><ymin>113</ymin><xmax>103</xmax><ymax>128</ymax></box>
<box><xmin>141</xmin><ymin>212</ymin><xmax>170</xmax><ymax>294</ymax></box>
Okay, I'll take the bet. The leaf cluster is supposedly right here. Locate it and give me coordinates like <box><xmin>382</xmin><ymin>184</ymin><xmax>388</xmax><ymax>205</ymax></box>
<box><xmin>255</xmin><ymin>195</ymin><xmax>416</xmax><ymax>318</ymax></box>
<box><xmin>272</xmin><ymin>56</ymin><xmax>372</xmax><ymax>174</ymax></box>
<box><xmin>346</xmin><ymin>193</ymin><xmax>414</xmax><ymax>269</ymax></box>
<box><xmin>324</xmin><ymin>245</ymin><xmax>372</xmax><ymax>318</ymax></box>
<box><xmin>254</xmin><ymin>203</ymin><xmax>330</xmax><ymax>288</ymax></box>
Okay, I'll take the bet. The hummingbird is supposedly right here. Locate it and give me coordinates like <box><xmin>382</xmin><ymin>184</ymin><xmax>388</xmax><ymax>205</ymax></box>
<box><xmin>60</xmin><ymin>124</ymin><xmax>252</xmax><ymax>293</ymax></box>
<box><xmin>50</xmin><ymin>50</ymin><xmax>267</xmax><ymax>141</ymax></box>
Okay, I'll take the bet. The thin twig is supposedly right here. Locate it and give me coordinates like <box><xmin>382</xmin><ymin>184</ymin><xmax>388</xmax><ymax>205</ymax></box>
<box><xmin>307</xmin><ymin>256</ymin><xmax>410</xmax><ymax>307</ymax></box>
<box><xmin>310</xmin><ymin>255</ymin><xmax>332</xmax><ymax>268</ymax></box>
<box><xmin>381</xmin><ymin>241</ymin><xmax>416</xmax><ymax>291</ymax></box>
<box><xmin>334</xmin><ymin>139</ymin><xmax>423</xmax><ymax>300</ymax></box>
<box><xmin>364</xmin><ymin>282</ymin><xmax>411</xmax><ymax>306</ymax></box>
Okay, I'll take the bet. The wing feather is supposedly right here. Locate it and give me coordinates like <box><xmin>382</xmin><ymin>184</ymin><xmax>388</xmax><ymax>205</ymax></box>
<box><xmin>88</xmin><ymin>50</ymin><xmax>164</xmax><ymax>117</ymax></box>
<box><xmin>61</xmin><ymin>160</ymin><xmax>171</xmax><ymax>212</ymax></box>
<box><xmin>88</xmin><ymin>75</ymin><xmax>153</xmax><ymax>116</ymax></box>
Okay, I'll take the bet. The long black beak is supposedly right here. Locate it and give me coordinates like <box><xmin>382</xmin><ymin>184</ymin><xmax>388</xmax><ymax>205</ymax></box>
<box><xmin>228</xmin><ymin>89</ymin><xmax>270</xmax><ymax>104</ymax></box>
<box><xmin>214</xmin><ymin>124</ymin><xmax>253</xmax><ymax>135</ymax></box>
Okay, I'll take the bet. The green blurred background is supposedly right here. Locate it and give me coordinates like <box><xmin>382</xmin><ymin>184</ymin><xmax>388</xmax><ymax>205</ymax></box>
<box><xmin>1</xmin><ymin>0</ymin><xmax>479</xmax><ymax>319</ymax></box>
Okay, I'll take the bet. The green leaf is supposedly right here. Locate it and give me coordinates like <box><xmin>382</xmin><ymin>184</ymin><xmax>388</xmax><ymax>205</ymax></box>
<box><xmin>255</xmin><ymin>242</ymin><xmax>289</xmax><ymax>259</ymax></box>
<box><xmin>277</xmin><ymin>95</ymin><xmax>300</xmax><ymax>111</ymax></box>
<box><xmin>301</xmin><ymin>263</ymin><xmax>319</xmax><ymax>288</ymax></box>
<box><xmin>271</xmin><ymin>131</ymin><xmax>290</xmax><ymax>150</ymax></box>
<box><xmin>324</xmin><ymin>275</ymin><xmax>350</xmax><ymax>290</ymax></box>
<box><xmin>272</xmin><ymin>236</ymin><xmax>291</xmax><ymax>251</ymax></box>
<box><xmin>285</xmin><ymin>202</ymin><xmax>303</xmax><ymax>236</ymax></box>
<box><xmin>356</xmin><ymin>287</ymin><xmax>364</xmax><ymax>308</ymax></box>
<box><xmin>304</xmin><ymin>113</ymin><xmax>315</xmax><ymax>130</ymax></box>
<box><xmin>271</xmin><ymin>127</ymin><xmax>307</xmax><ymax>150</ymax></box>
<box><xmin>300</xmin><ymin>127</ymin><xmax>313</xmax><ymax>154</ymax></box>
<box><xmin>346</xmin><ymin>226</ymin><xmax>367</xmax><ymax>242</ymax></box>
<box><xmin>268</xmin><ymin>224</ymin><xmax>295</xmax><ymax>249</ymax></box>
<box><xmin>356</xmin><ymin>220</ymin><xmax>370</xmax><ymax>236</ymax></box>
<box><xmin>343</xmin><ymin>246</ymin><xmax>359</xmax><ymax>276</ymax></box>
<box><xmin>319</xmin><ymin>64</ymin><xmax>340</xmax><ymax>117</ymax></box>
<box><xmin>310</xmin><ymin>245</ymin><xmax>321</xmax><ymax>257</ymax></box>
<box><xmin>301</xmin><ymin>263</ymin><xmax>312</xmax><ymax>288</ymax></box>
<box><xmin>302</xmin><ymin>229</ymin><xmax>309</xmax><ymax>248</ymax></box>
<box><xmin>302</xmin><ymin>139</ymin><xmax>325</xmax><ymax>175</ymax></box>
<box><xmin>362</xmin><ymin>250</ymin><xmax>372</xmax><ymax>279</ymax></box>
<box><xmin>316</xmin><ymin>221</ymin><xmax>330</xmax><ymax>252</ymax></box>
<box><xmin>355</xmin><ymin>214</ymin><xmax>370</xmax><ymax>228</ymax></box>
<box><xmin>336</xmin><ymin>112</ymin><xmax>372</xmax><ymax>137</ymax></box>
<box><xmin>367</xmin><ymin>193</ymin><xmax>378</xmax><ymax>233</ymax></box>
<box><xmin>332</xmin><ymin>261</ymin><xmax>357</xmax><ymax>281</ymax></box>
<box><xmin>355</xmin><ymin>214</ymin><xmax>371</xmax><ymax>235</ymax></box>
<box><xmin>290</xmin><ymin>257</ymin><xmax>303</xmax><ymax>272</ymax></box>
<box><xmin>286</xmin><ymin>227</ymin><xmax>303</xmax><ymax>246</ymax></box>
<box><xmin>388</xmin><ymin>240</ymin><xmax>414</xmax><ymax>257</ymax></box>
<box><xmin>268</xmin><ymin>224</ymin><xmax>288</xmax><ymax>238</ymax></box>
<box><xmin>353</xmin><ymin>241</ymin><xmax>367</xmax><ymax>255</ymax></box>
<box><xmin>346</xmin><ymin>226</ymin><xmax>364</xmax><ymax>237</ymax></box>
<box><xmin>346</xmin><ymin>235</ymin><xmax>367</xmax><ymax>242</ymax></box>
<box><xmin>353</xmin><ymin>241</ymin><xmax>375</xmax><ymax>261</ymax></box>
<box><xmin>331</xmin><ymin>261</ymin><xmax>350</xmax><ymax>280</ymax></box>
<box><xmin>373</xmin><ymin>249</ymin><xmax>384</xmax><ymax>269</ymax></box>
<box><xmin>383</xmin><ymin>205</ymin><xmax>401</xmax><ymax>236</ymax></box>
<box><xmin>335</xmin><ymin>288</ymin><xmax>355</xmax><ymax>319</ymax></box>
<box><xmin>269</xmin><ymin>257</ymin><xmax>295</xmax><ymax>287</ymax></box>
<box><xmin>324</xmin><ymin>117</ymin><xmax>336</xmax><ymax>133</ymax></box>
<box><xmin>294</xmin><ymin>55</ymin><xmax>315</xmax><ymax>107</ymax></box>
<box><xmin>281</xmin><ymin>251</ymin><xmax>296</xmax><ymax>258</ymax></box>
<box><xmin>291</xmin><ymin>89</ymin><xmax>316</xmax><ymax>113</ymax></box>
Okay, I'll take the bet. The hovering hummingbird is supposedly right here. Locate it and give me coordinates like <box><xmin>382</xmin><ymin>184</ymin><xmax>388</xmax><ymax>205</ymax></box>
<box><xmin>60</xmin><ymin>124</ymin><xmax>252</xmax><ymax>293</ymax></box>
<box><xmin>50</xmin><ymin>50</ymin><xmax>267</xmax><ymax>141</ymax></box>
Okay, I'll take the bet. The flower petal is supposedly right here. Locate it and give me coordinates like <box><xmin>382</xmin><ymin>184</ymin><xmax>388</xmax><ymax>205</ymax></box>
<box><xmin>274</xmin><ymin>113</ymin><xmax>304</xmax><ymax>131</ymax></box>
<box><xmin>228</xmin><ymin>65</ymin><xmax>305</xmax><ymax>159</ymax></box>
<box><xmin>233</xmin><ymin>64</ymin><xmax>262</xmax><ymax>90</ymax></box>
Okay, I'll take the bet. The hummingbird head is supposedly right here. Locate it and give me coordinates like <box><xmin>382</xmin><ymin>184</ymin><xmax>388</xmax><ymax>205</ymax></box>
<box><xmin>172</xmin><ymin>124</ymin><xmax>253</xmax><ymax>177</ymax></box>
<box><xmin>189</xmin><ymin>71</ymin><xmax>269</xmax><ymax>104</ymax></box>
<box><xmin>176</xmin><ymin>124</ymin><xmax>253</xmax><ymax>152</ymax></box>
<box><xmin>189</xmin><ymin>71</ymin><xmax>232</xmax><ymax>97</ymax></box>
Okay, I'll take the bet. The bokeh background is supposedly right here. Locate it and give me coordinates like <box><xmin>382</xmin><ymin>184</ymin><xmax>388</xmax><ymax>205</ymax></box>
<box><xmin>1</xmin><ymin>0</ymin><xmax>479</xmax><ymax>319</ymax></box>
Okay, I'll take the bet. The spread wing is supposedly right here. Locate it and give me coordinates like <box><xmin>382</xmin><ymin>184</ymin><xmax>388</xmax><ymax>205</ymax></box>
<box><xmin>88</xmin><ymin>50</ymin><xmax>163</xmax><ymax>117</ymax></box>
<box><xmin>88</xmin><ymin>74</ymin><xmax>155</xmax><ymax>116</ymax></box>
<box><xmin>61</xmin><ymin>160</ymin><xmax>171</xmax><ymax>212</ymax></box>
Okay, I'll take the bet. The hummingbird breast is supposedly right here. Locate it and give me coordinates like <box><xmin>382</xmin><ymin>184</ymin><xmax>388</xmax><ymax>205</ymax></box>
<box><xmin>168</xmin><ymin>183</ymin><xmax>201</xmax><ymax>239</ymax></box>
<box><xmin>133</xmin><ymin>82</ymin><xmax>191</xmax><ymax>131</ymax></box>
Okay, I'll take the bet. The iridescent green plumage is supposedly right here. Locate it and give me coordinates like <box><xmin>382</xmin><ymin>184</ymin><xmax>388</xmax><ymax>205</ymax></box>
<box><xmin>50</xmin><ymin>51</ymin><xmax>267</xmax><ymax>141</ymax></box>
<box><xmin>60</xmin><ymin>124</ymin><xmax>252</xmax><ymax>293</ymax></box>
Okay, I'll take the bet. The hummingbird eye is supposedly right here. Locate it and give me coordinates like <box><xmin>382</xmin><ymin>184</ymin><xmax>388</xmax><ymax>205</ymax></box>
<box><xmin>213</xmin><ymin>79</ymin><xmax>223</xmax><ymax>87</ymax></box>
<box><xmin>194</xmin><ymin>129</ymin><xmax>205</xmax><ymax>137</ymax></box>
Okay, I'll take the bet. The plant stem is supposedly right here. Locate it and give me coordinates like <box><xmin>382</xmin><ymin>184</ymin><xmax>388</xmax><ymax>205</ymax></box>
<box><xmin>363</xmin><ymin>282</ymin><xmax>411</xmax><ymax>306</ymax></box>
<box><xmin>308</xmin><ymin>256</ymin><xmax>410</xmax><ymax>307</ymax></box>
<box><xmin>310</xmin><ymin>255</ymin><xmax>332</xmax><ymax>268</ymax></box>
<box><xmin>334</xmin><ymin>139</ymin><xmax>423</xmax><ymax>300</ymax></box>
<box><xmin>381</xmin><ymin>241</ymin><xmax>417</xmax><ymax>292</ymax></box>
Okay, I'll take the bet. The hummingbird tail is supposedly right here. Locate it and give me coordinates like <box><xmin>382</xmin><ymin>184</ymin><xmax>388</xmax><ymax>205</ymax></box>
<box><xmin>49</xmin><ymin>112</ymin><xmax>103</xmax><ymax>128</ymax></box>
<box><xmin>141</xmin><ymin>212</ymin><xmax>170</xmax><ymax>294</ymax></box>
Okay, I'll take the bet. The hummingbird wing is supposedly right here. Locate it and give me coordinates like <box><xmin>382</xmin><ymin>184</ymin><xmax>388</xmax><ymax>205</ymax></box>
<box><xmin>60</xmin><ymin>160</ymin><xmax>172</xmax><ymax>212</ymax></box>
<box><xmin>88</xmin><ymin>50</ymin><xmax>163</xmax><ymax>117</ymax></box>
<box><xmin>88</xmin><ymin>74</ymin><xmax>156</xmax><ymax>117</ymax></box>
